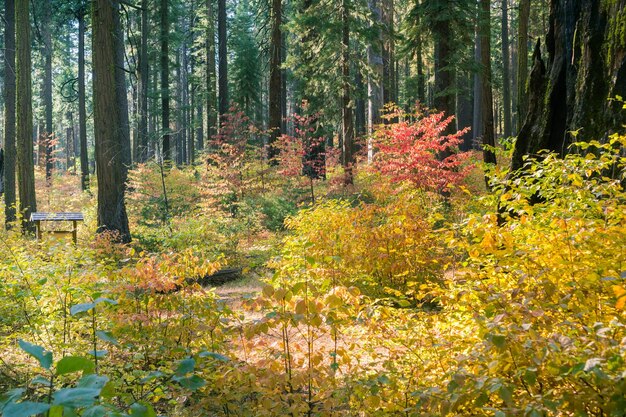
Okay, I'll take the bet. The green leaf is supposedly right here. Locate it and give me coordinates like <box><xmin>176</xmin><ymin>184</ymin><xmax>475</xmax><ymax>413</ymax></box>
<box><xmin>48</xmin><ymin>405</ymin><xmax>64</xmax><ymax>417</ymax></box>
<box><xmin>498</xmin><ymin>385</ymin><xmax>513</xmax><ymax>406</ymax></box>
<box><xmin>88</xmin><ymin>350</ymin><xmax>108</xmax><ymax>358</ymax></box>
<box><xmin>130</xmin><ymin>403</ymin><xmax>157</xmax><ymax>417</ymax></box>
<box><xmin>30</xmin><ymin>376</ymin><xmax>51</xmax><ymax>385</ymax></box>
<box><xmin>52</xmin><ymin>377</ymin><xmax>108</xmax><ymax>410</ymax></box>
<box><xmin>494</xmin><ymin>412</ymin><xmax>506</xmax><ymax>417</ymax></box>
<box><xmin>2</xmin><ymin>401</ymin><xmax>51</xmax><ymax>417</ymax></box>
<box><xmin>56</xmin><ymin>356</ymin><xmax>95</xmax><ymax>376</ymax></box>
<box><xmin>491</xmin><ymin>334</ymin><xmax>506</xmax><ymax>349</ymax></box>
<box><xmin>77</xmin><ymin>374</ymin><xmax>109</xmax><ymax>389</ymax></box>
<box><xmin>198</xmin><ymin>351</ymin><xmax>229</xmax><ymax>362</ymax></box>
<box><xmin>173</xmin><ymin>375</ymin><xmax>206</xmax><ymax>391</ymax></box>
<box><xmin>176</xmin><ymin>358</ymin><xmax>195</xmax><ymax>376</ymax></box>
<box><xmin>93</xmin><ymin>297</ymin><xmax>118</xmax><ymax>306</ymax></box>
<box><xmin>70</xmin><ymin>302</ymin><xmax>96</xmax><ymax>316</ymax></box>
<box><xmin>82</xmin><ymin>405</ymin><xmax>108</xmax><ymax>417</ymax></box>
<box><xmin>18</xmin><ymin>340</ymin><xmax>53</xmax><ymax>370</ymax></box>
<box><xmin>140</xmin><ymin>371</ymin><xmax>165</xmax><ymax>383</ymax></box>
<box><xmin>95</xmin><ymin>331</ymin><xmax>118</xmax><ymax>346</ymax></box>
<box><xmin>0</xmin><ymin>388</ymin><xmax>25</xmax><ymax>409</ymax></box>
<box><xmin>53</xmin><ymin>387</ymin><xmax>101</xmax><ymax>408</ymax></box>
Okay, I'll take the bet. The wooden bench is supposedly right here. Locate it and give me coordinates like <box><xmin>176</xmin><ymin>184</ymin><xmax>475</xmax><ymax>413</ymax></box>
<box><xmin>29</xmin><ymin>212</ymin><xmax>84</xmax><ymax>244</ymax></box>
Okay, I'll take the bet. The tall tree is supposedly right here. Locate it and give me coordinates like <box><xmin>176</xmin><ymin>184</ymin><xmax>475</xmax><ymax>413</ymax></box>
<box><xmin>472</xmin><ymin>17</ymin><xmax>482</xmax><ymax>145</ymax></box>
<box><xmin>342</xmin><ymin>0</ymin><xmax>355</xmax><ymax>184</ymax></box>
<box><xmin>382</xmin><ymin>0</ymin><xmax>395</xmax><ymax>105</ymax></box>
<box><xmin>206</xmin><ymin>0</ymin><xmax>217</xmax><ymax>143</ymax></box>
<box><xmin>517</xmin><ymin>0</ymin><xmax>530</xmax><ymax>130</ymax></box>
<box><xmin>501</xmin><ymin>0</ymin><xmax>512</xmax><ymax>138</ymax></box>
<box><xmin>218</xmin><ymin>0</ymin><xmax>228</xmax><ymax>117</ymax></box>
<box><xmin>160</xmin><ymin>0</ymin><xmax>171</xmax><ymax>161</ymax></box>
<box><xmin>480</xmin><ymin>0</ymin><xmax>496</xmax><ymax>166</ymax></box>
<box><xmin>4</xmin><ymin>0</ymin><xmax>16</xmax><ymax>227</ymax></box>
<box><xmin>432</xmin><ymin>0</ymin><xmax>455</xmax><ymax>128</ymax></box>
<box><xmin>367</xmin><ymin>0</ymin><xmax>383</xmax><ymax>161</ymax></box>
<box><xmin>78</xmin><ymin>4</ymin><xmax>90</xmax><ymax>190</ymax></box>
<box><xmin>42</xmin><ymin>0</ymin><xmax>53</xmax><ymax>182</ymax></box>
<box><xmin>92</xmin><ymin>0</ymin><xmax>130</xmax><ymax>242</ymax></box>
<box><xmin>137</xmin><ymin>0</ymin><xmax>149</xmax><ymax>162</ymax></box>
<box><xmin>16</xmin><ymin>0</ymin><xmax>37</xmax><ymax>232</ymax></box>
<box><xmin>268</xmin><ymin>0</ymin><xmax>282</xmax><ymax>160</ymax></box>
<box><xmin>114</xmin><ymin>2</ymin><xmax>131</xmax><ymax>169</ymax></box>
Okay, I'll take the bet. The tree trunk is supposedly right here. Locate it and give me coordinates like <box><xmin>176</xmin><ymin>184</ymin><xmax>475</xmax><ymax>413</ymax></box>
<box><xmin>517</xmin><ymin>0</ymin><xmax>530</xmax><ymax>131</ymax></box>
<box><xmin>268</xmin><ymin>0</ymin><xmax>282</xmax><ymax>161</ymax></box>
<box><xmin>415</xmin><ymin>11</ymin><xmax>425</xmax><ymax>104</ymax></box>
<box><xmin>114</xmin><ymin>3</ymin><xmax>131</xmax><ymax>170</ymax></box>
<box><xmin>511</xmin><ymin>31</ymin><xmax>518</xmax><ymax>133</ymax></box>
<box><xmin>367</xmin><ymin>0</ymin><xmax>383</xmax><ymax>162</ymax></box>
<box><xmin>218</xmin><ymin>0</ymin><xmax>228</xmax><ymax>117</ymax></box>
<box><xmin>137</xmin><ymin>0</ymin><xmax>149</xmax><ymax>163</ymax></box>
<box><xmin>433</xmin><ymin>0</ymin><xmax>455</xmax><ymax>130</ymax></box>
<box><xmin>355</xmin><ymin>64</ymin><xmax>366</xmax><ymax>138</ymax></box>
<box><xmin>4</xmin><ymin>0</ymin><xmax>16</xmax><ymax>227</ymax></box>
<box><xmin>382</xmin><ymin>0</ymin><xmax>395</xmax><ymax>106</ymax></box>
<box><xmin>206</xmin><ymin>0</ymin><xmax>217</xmax><ymax>143</ymax></box>
<box><xmin>457</xmin><ymin>70</ymin><xmax>474</xmax><ymax>151</ymax></box>
<box><xmin>160</xmin><ymin>0</ymin><xmax>171</xmax><ymax>161</ymax></box>
<box><xmin>513</xmin><ymin>0</ymin><xmax>626</xmax><ymax>171</ymax></box>
<box><xmin>501</xmin><ymin>0</ymin><xmax>512</xmax><ymax>138</ymax></box>
<box><xmin>92</xmin><ymin>0</ymin><xmax>131</xmax><ymax>242</ymax></box>
<box><xmin>43</xmin><ymin>0</ymin><xmax>53</xmax><ymax>182</ymax></box>
<box><xmin>78</xmin><ymin>7</ymin><xmax>90</xmax><ymax>190</ymax></box>
<box><xmin>480</xmin><ymin>0</ymin><xmax>497</xmax><ymax>166</ymax></box>
<box><xmin>342</xmin><ymin>0</ymin><xmax>355</xmax><ymax>185</ymax></box>
<box><xmin>472</xmin><ymin>24</ymin><xmax>482</xmax><ymax>145</ymax></box>
<box><xmin>16</xmin><ymin>0</ymin><xmax>37</xmax><ymax>233</ymax></box>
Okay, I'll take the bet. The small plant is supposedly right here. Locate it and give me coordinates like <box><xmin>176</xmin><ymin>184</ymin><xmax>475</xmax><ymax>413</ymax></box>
<box><xmin>372</xmin><ymin>106</ymin><xmax>472</xmax><ymax>193</ymax></box>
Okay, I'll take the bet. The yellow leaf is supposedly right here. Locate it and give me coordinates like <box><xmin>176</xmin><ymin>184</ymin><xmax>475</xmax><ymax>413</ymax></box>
<box><xmin>365</xmin><ymin>395</ymin><xmax>381</xmax><ymax>408</ymax></box>
<box><xmin>295</xmin><ymin>300</ymin><xmax>307</xmax><ymax>315</ymax></box>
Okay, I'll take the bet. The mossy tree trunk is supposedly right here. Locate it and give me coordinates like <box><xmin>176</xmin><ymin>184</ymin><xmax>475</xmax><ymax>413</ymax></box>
<box><xmin>512</xmin><ymin>0</ymin><xmax>626</xmax><ymax>171</ymax></box>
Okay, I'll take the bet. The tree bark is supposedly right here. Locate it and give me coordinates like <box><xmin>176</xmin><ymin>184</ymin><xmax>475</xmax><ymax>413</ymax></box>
<box><xmin>480</xmin><ymin>0</ymin><xmax>497</xmax><ymax>166</ymax></box>
<box><xmin>137</xmin><ymin>0</ymin><xmax>149</xmax><ymax>163</ymax></box>
<box><xmin>513</xmin><ymin>0</ymin><xmax>626</xmax><ymax>171</ymax></box>
<box><xmin>367</xmin><ymin>0</ymin><xmax>383</xmax><ymax>162</ymax></box>
<box><xmin>517</xmin><ymin>0</ymin><xmax>530</xmax><ymax>131</ymax></box>
<box><xmin>382</xmin><ymin>0</ymin><xmax>395</xmax><ymax>106</ymax></box>
<box><xmin>433</xmin><ymin>0</ymin><xmax>455</xmax><ymax>131</ymax></box>
<box><xmin>43</xmin><ymin>0</ymin><xmax>53</xmax><ymax>182</ymax></box>
<box><xmin>4</xmin><ymin>0</ymin><xmax>17</xmax><ymax>227</ymax></box>
<box><xmin>268</xmin><ymin>0</ymin><xmax>282</xmax><ymax>162</ymax></box>
<box><xmin>160</xmin><ymin>0</ymin><xmax>171</xmax><ymax>161</ymax></box>
<box><xmin>78</xmin><ymin>7</ymin><xmax>90</xmax><ymax>190</ymax></box>
<box><xmin>114</xmin><ymin>3</ymin><xmax>131</xmax><ymax>170</ymax></box>
<box><xmin>342</xmin><ymin>0</ymin><xmax>355</xmax><ymax>185</ymax></box>
<box><xmin>92</xmin><ymin>0</ymin><xmax>131</xmax><ymax>242</ymax></box>
<box><xmin>501</xmin><ymin>0</ymin><xmax>512</xmax><ymax>138</ymax></box>
<box><xmin>16</xmin><ymin>0</ymin><xmax>37</xmax><ymax>233</ymax></box>
<box><xmin>206</xmin><ymin>0</ymin><xmax>217</xmax><ymax>143</ymax></box>
<box><xmin>218</xmin><ymin>0</ymin><xmax>228</xmax><ymax>117</ymax></box>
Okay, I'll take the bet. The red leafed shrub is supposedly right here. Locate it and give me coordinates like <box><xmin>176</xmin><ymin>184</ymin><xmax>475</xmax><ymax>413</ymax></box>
<box><xmin>274</xmin><ymin>101</ymin><xmax>327</xmax><ymax>179</ymax></box>
<box><xmin>373</xmin><ymin>107</ymin><xmax>472</xmax><ymax>192</ymax></box>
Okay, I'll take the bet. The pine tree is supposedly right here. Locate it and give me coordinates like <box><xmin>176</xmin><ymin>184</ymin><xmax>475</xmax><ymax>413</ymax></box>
<box><xmin>92</xmin><ymin>0</ymin><xmax>131</xmax><ymax>242</ymax></box>
<box><xmin>16</xmin><ymin>0</ymin><xmax>37</xmax><ymax>233</ymax></box>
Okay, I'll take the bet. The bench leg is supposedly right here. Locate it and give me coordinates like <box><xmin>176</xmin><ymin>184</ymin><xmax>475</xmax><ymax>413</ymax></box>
<box><xmin>72</xmin><ymin>221</ymin><xmax>77</xmax><ymax>244</ymax></box>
